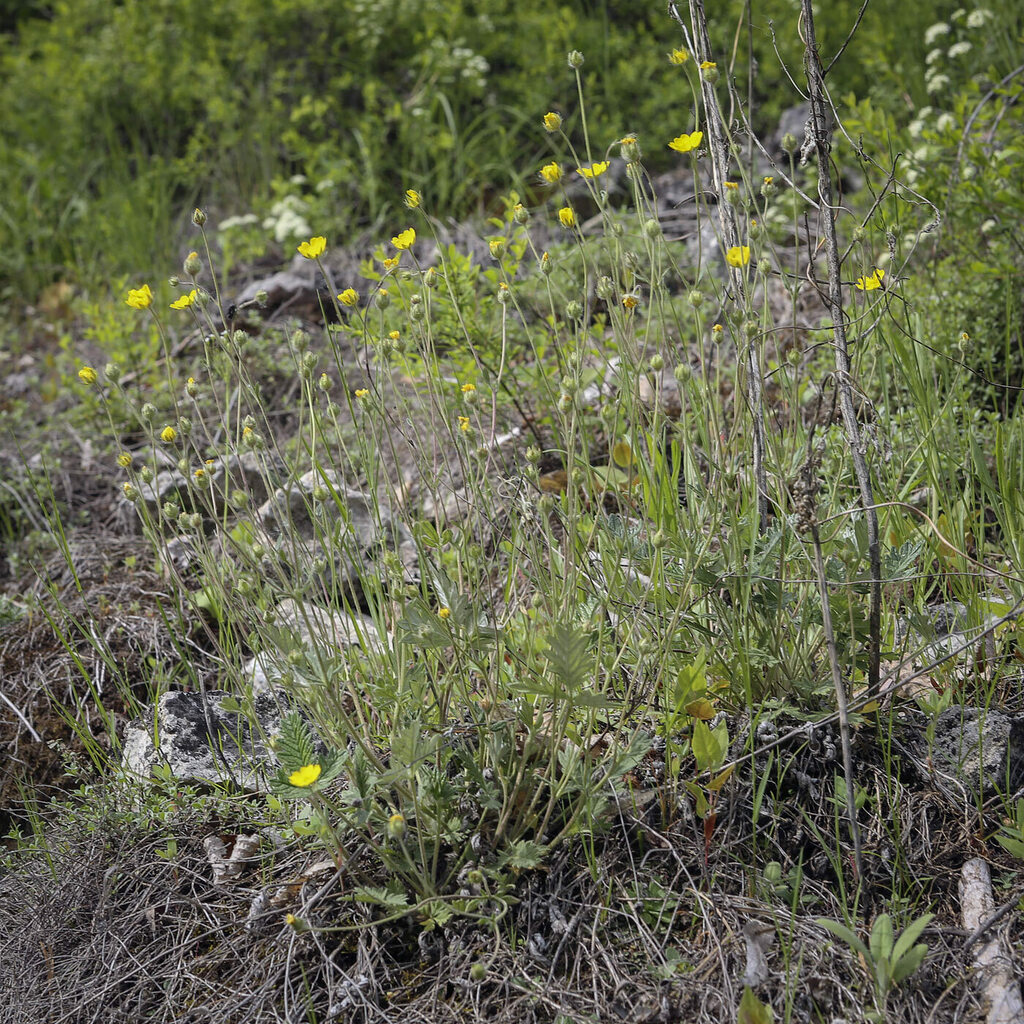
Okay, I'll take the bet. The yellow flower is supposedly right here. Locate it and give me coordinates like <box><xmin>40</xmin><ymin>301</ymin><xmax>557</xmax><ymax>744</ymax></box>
<box><xmin>288</xmin><ymin>763</ymin><xmax>322</xmax><ymax>788</ymax></box>
<box><xmin>297</xmin><ymin>236</ymin><xmax>326</xmax><ymax>259</ymax></box>
<box><xmin>116</xmin><ymin>452</ymin><xmax>132</xmax><ymax>468</ymax></box>
<box><xmin>392</xmin><ymin>228</ymin><xmax>416</xmax><ymax>250</ymax></box>
<box><xmin>558</xmin><ymin>206</ymin><xmax>576</xmax><ymax>229</ymax></box>
<box><xmin>458</xmin><ymin>416</ymin><xmax>471</xmax><ymax>432</ymax></box>
<box><xmin>543</xmin><ymin>111</ymin><xmax>562</xmax><ymax>132</ymax></box>
<box><xmin>438</xmin><ymin>607</ymin><xmax>451</xmax><ymax>619</ymax></box>
<box><xmin>387</xmin><ymin>812</ymin><xmax>407</xmax><ymax>838</ymax></box>
<box><xmin>622</xmin><ymin>295</ymin><xmax>639</xmax><ymax>310</ymax></box>
<box><xmin>576</xmin><ymin>161</ymin><xmax>609</xmax><ymax>179</ymax></box>
<box><xmin>170</xmin><ymin>289</ymin><xmax>198</xmax><ymax>310</ymax></box>
<box><xmin>763</xmin><ymin>176</ymin><xmax>774</xmax><ymax>185</ymax></box>
<box><xmin>712</xmin><ymin>323</ymin><xmax>724</xmax><ymax>334</ymax></box>
<box><xmin>78</xmin><ymin>366</ymin><xmax>98</xmax><ymax>385</ymax></box>
<box><xmin>389</xmin><ymin>330</ymin><xmax>400</xmax><ymax>341</ymax></box>
<box><xmin>125</xmin><ymin>284</ymin><xmax>153</xmax><ymax>309</ymax></box>
<box><xmin>404</xmin><ymin>189</ymin><xmax>421</xmax><ymax>209</ymax></box>
<box><xmin>669</xmin><ymin>48</ymin><xmax>689</xmax><ymax>65</ymax></box>
<box><xmin>700</xmin><ymin>60</ymin><xmax>717</xmax><ymax>70</ymax></box>
<box><xmin>382</xmin><ymin>256</ymin><xmax>400</xmax><ymax>270</ymax></box>
<box><xmin>855</xmin><ymin>268</ymin><xmax>885</xmax><ymax>291</ymax></box>
<box><xmin>160</xmin><ymin>425</ymin><xmax>177</xmax><ymax>443</ymax></box>
<box><xmin>354</xmin><ymin>388</ymin><xmax>369</xmax><ymax>398</ymax></box>
<box><xmin>540</xmin><ymin>162</ymin><xmax>562</xmax><ymax>184</ymax></box>
<box><xmin>461</xmin><ymin>383</ymin><xmax>476</xmax><ymax>393</ymax></box>
<box><xmin>668</xmin><ymin>131</ymin><xmax>703</xmax><ymax>154</ymax></box>
<box><xmin>194</xmin><ymin>468</ymin><xmax>206</xmax><ymax>481</ymax></box>
<box><xmin>723</xmin><ymin>181</ymin><xmax>739</xmax><ymax>190</ymax></box>
<box><xmin>338</xmin><ymin>288</ymin><xmax>359</xmax><ymax>306</ymax></box>
<box><xmin>726</xmin><ymin>245</ymin><xmax>751</xmax><ymax>268</ymax></box>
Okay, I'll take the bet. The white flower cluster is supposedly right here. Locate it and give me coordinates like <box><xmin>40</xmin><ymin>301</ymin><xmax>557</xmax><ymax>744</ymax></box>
<box><xmin>263</xmin><ymin>194</ymin><xmax>313</xmax><ymax>245</ymax></box>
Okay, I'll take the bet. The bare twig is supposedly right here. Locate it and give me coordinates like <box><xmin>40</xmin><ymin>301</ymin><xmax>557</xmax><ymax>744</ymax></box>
<box><xmin>800</xmin><ymin>0</ymin><xmax>882</xmax><ymax>695</ymax></box>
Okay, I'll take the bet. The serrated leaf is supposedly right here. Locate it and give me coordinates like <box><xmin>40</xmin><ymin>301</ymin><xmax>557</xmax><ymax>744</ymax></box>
<box><xmin>503</xmin><ymin>839</ymin><xmax>547</xmax><ymax>870</ymax></box>
<box><xmin>355</xmin><ymin>886</ymin><xmax>409</xmax><ymax>909</ymax></box>
<box><xmin>275</xmin><ymin>711</ymin><xmax>315</xmax><ymax>771</ymax></box>
<box><xmin>543</xmin><ymin>622</ymin><xmax>591</xmax><ymax>695</ymax></box>
<box><xmin>738</xmin><ymin>987</ymin><xmax>774</xmax><ymax>1024</ymax></box>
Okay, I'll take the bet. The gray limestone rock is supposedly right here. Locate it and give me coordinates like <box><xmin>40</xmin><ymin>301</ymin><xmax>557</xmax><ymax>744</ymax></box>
<box><xmin>122</xmin><ymin>689</ymin><xmax>296</xmax><ymax>789</ymax></box>
<box><xmin>929</xmin><ymin>705</ymin><xmax>1024</xmax><ymax>795</ymax></box>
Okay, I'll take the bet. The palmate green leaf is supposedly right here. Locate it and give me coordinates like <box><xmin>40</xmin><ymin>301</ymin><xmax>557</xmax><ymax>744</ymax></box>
<box><xmin>501</xmin><ymin>839</ymin><xmax>547</xmax><ymax>871</ymax></box>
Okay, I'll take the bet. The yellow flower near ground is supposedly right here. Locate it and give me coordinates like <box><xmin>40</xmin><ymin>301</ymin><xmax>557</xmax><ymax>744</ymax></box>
<box><xmin>354</xmin><ymin>388</ymin><xmax>369</xmax><ymax>398</ymax></box>
<box><xmin>723</xmin><ymin>181</ymin><xmax>739</xmax><ymax>190</ymax></box>
<box><xmin>392</xmin><ymin>228</ymin><xmax>416</xmax><ymax>250</ymax></box>
<box><xmin>669</xmin><ymin>48</ymin><xmax>689</xmax><ymax>64</ymax></box>
<box><xmin>543</xmin><ymin>111</ymin><xmax>562</xmax><ymax>132</ymax></box>
<box><xmin>668</xmin><ymin>131</ymin><xmax>703</xmax><ymax>154</ymax></box>
<box><xmin>622</xmin><ymin>295</ymin><xmax>639</xmax><ymax>310</ymax></box>
<box><xmin>338</xmin><ymin>288</ymin><xmax>358</xmax><ymax>306</ymax></box>
<box><xmin>726</xmin><ymin>245</ymin><xmax>751</xmax><ymax>268</ymax></box>
<box><xmin>288</xmin><ymin>763</ymin><xmax>322</xmax><ymax>788</ymax></box>
<box><xmin>160</xmin><ymin>426</ymin><xmax>177</xmax><ymax>443</ymax></box>
<box><xmin>856</xmin><ymin>268</ymin><xmax>885</xmax><ymax>291</ymax></box>
<box><xmin>558</xmin><ymin>206</ymin><xmax>576</xmax><ymax>229</ymax></box>
<box><xmin>404</xmin><ymin>189</ymin><xmax>421</xmax><ymax>209</ymax></box>
<box><xmin>438</xmin><ymin>607</ymin><xmax>451</xmax><ymax>619</ymax></box>
<box><xmin>116</xmin><ymin>452</ymin><xmax>132</xmax><ymax>468</ymax></box>
<box><xmin>382</xmin><ymin>256</ymin><xmax>400</xmax><ymax>270</ymax></box>
<box><xmin>125</xmin><ymin>284</ymin><xmax>153</xmax><ymax>309</ymax></box>
<box><xmin>461</xmin><ymin>383</ymin><xmax>476</xmax><ymax>393</ymax></box>
<box><xmin>170</xmin><ymin>289</ymin><xmax>198</xmax><ymax>309</ymax></box>
<box><xmin>576</xmin><ymin>161</ymin><xmax>609</xmax><ymax>179</ymax></box>
<box><xmin>78</xmin><ymin>366</ymin><xmax>98</xmax><ymax>385</ymax></box>
<box><xmin>297</xmin><ymin>236</ymin><xmax>326</xmax><ymax>259</ymax></box>
<box><xmin>458</xmin><ymin>416</ymin><xmax>471</xmax><ymax>432</ymax></box>
<box><xmin>540</xmin><ymin>162</ymin><xmax>562</xmax><ymax>184</ymax></box>
<box><xmin>700</xmin><ymin>61</ymin><xmax>717</xmax><ymax>71</ymax></box>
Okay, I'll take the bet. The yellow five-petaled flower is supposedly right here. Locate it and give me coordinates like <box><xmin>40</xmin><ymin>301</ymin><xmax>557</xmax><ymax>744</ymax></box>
<box><xmin>297</xmin><ymin>236</ymin><xmax>326</xmax><ymax>259</ymax></box>
<box><xmin>668</xmin><ymin>130</ymin><xmax>703</xmax><ymax>154</ymax></box>
<box><xmin>855</xmin><ymin>268</ymin><xmax>885</xmax><ymax>291</ymax></box>
<box><xmin>338</xmin><ymin>288</ymin><xmax>359</xmax><ymax>307</ymax></box>
<box><xmin>404</xmin><ymin>189</ymin><xmax>421</xmax><ymax>209</ymax></box>
<box><xmin>170</xmin><ymin>289</ymin><xmax>198</xmax><ymax>310</ymax></box>
<box><xmin>576</xmin><ymin>161</ymin><xmax>609</xmax><ymax>179</ymax></box>
<box><xmin>543</xmin><ymin>111</ymin><xmax>562</xmax><ymax>132</ymax></box>
<box><xmin>391</xmin><ymin>228</ymin><xmax>416</xmax><ymax>251</ymax></box>
<box><xmin>726</xmin><ymin>245</ymin><xmax>751</xmax><ymax>268</ymax></box>
<box><xmin>78</xmin><ymin>366</ymin><xmax>98</xmax><ymax>385</ymax></box>
<box><xmin>669</xmin><ymin>48</ymin><xmax>689</xmax><ymax>65</ymax></box>
<box><xmin>160</xmin><ymin>425</ymin><xmax>177</xmax><ymax>443</ymax></box>
<box><xmin>540</xmin><ymin>162</ymin><xmax>562</xmax><ymax>184</ymax></box>
<box><xmin>125</xmin><ymin>284</ymin><xmax>153</xmax><ymax>309</ymax></box>
<box><xmin>288</xmin><ymin>763</ymin><xmax>322</xmax><ymax>788</ymax></box>
<box><xmin>558</xmin><ymin>206</ymin><xmax>576</xmax><ymax>229</ymax></box>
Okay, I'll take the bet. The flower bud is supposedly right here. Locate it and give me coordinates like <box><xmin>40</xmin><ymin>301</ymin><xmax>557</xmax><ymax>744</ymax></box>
<box><xmin>700</xmin><ymin>60</ymin><xmax>719</xmax><ymax>84</ymax></box>
<box><xmin>567</xmin><ymin>50</ymin><xmax>584</xmax><ymax>68</ymax></box>
<box><xmin>673</xmin><ymin>363</ymin><xmax>692</xmax><ymax>384</ymax></box>
<box><xmin>185</xmin><ymin>376</ymin><xmax>199</xmax><ymax>398</ymax></box>
<box><xmin>540</xmin><ymin>252</ymin><xmax>552</xmax><ymax>276</ymax></box>
<box><xmin>620</xmin><ymin>136</ymin><xmax>641</xmax><ymax>163</ymax></box>
<box><xmin>138</xmin><ymin>465</ymin><xmax>153</xmax><ymax>483</ymax></box>
<box><xmin>192</xmin><ymin>208</ymin><xmax>207</xmax><ymax>226</ymax></box>
<box><xmin>526</xmin><ymin>446</ymin><xmax>541</xmax><ymax>465</ymax></box>
<box><xmin>688</xmin><ymin>289</ymin><xmax>704</xmax><ymax>309</ymax></box>
<box><xmin>318</xmin><ymin>373</ymin><xmax>331</xmax><ymax>392</ymax></box>
<box><xmin>757</xmin><ymin>257</ymin><xmax>771</xmax><ymax>276</ymax></box>
<box><xmin>643</xmin><ymin>218</ymin><xmax>661</xmax><ymax>239</ymax></box>
<box><xmin>623</xmin><ymin>251</ymin><xmax>641</xmax><ymax>272</ymax></box>
<box><xmin>168</xmin><ymin>276</ymin><xmax>180</xmax><ymax>288</ymax></box>
<box><xmin>651</xmin><ymin>530</ymin><xmax>668</xmax><ymax>550</ymax></box>
<box><xmin>387</xmin><ymin>813</ymin><xmax>407</xmax><ymax>839</ymax></box>
<box><xmin>760</xmin><ymin>176</ymin><xmax>776</xmax><ymax>197</ymax></box>
<box><xmin>163</xmin><ymin>501</ymin><xmax>179</xmax><ymax>520</ymax></box>
<box><xmin>423</xmin><ymin>267</ymin><xmax>438</xmax><ymax>289</ymax></box>
<box><xmin>183</xmin><ymin>251</ymin><xmax>202</xmax><ymax>277</ymax></box>
<box><xmin>122</xmin><ymin>483</ymin><xmax>139</xmax><ymax>502</ymax></box>
<box><xmin>104</xmin><ymin>362</ymin><xmax>121</xmax><ymax>384</ymax></box>
<box><xmin>177</xmin><ymin>458</ymin><xmax>189</xmax><ymax>475</ymax></box>
<box><xmin>596</xmin><ymin>276</ymin><xmax>614</xmax><ymax>301</ymax></box>
<box><xmin>301</xmin><ymin>351</ymin><xmax>317</xmax><ymax>377</ymax></box>
<box><xmin>488</xmin><ymin>238</ymin><xmax>505</xmax><ymax>260</ymax></box>
<box><xmin>649</xmin><ymin>353</ymin><xmax>664</xmax><ymax>371</ymax></box>
<box><xmin>177</xmin><ymin>416</ymin><xmax>192</xmax><ymax>436</ymax></box>
<box><xmin>376</xmin><ymin>288</ymin><xmax>391</xmax><ymax>309</ymax></box>
<box><xmin>513</xmin><ymin>202</ymin><xmax>529</xmax><ymax>225</ymax></box>
<box><xmin>255</xmin><ymin>289</ymin><xmax>269</xmax><ymax>306</ymax></box>
<box><xmin>497</xmin><ymin>283</ymin><xmax>510</xmax><ymax>305</ymax></box>
<box><xmin>565</xmin><ymin>300</ymin><xmax>583</xmax><ymax>321</ymax></box>
<box><xmin>469</xmin><ymin>963</ymin><xmax>487</xmax><ymax>983</ymax></box>
<box><xmin>781</xmin><ymin>132</ymin><xmax>799</xmax><ymax>154</ymax></box>
<box><xmin>542</xmin><ymin>111</ymin><xmax>562</xmax><ymax>133</ymax></box>
<box><xmin>140</xmin><ymin>402</ymin><xmax>157</xmax><ymax>421</ymax></box>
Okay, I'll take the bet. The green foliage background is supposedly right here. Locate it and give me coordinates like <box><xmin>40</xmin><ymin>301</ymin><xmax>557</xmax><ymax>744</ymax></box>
<box><xmin>1</xmin><ymin>0</ymin><xmax>1003</xmax><ymax>307</ymax></box>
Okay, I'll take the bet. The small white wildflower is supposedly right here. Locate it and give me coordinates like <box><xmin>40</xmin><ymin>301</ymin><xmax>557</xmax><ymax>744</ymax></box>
<box><xmin>926</xmin><ymin>73</ymin><xmax>951</xmax><ymax>95</ymax></box>
<box><xmin>926</xmin><ymin>47</ymin><xmax>944</xmax><ymax>64</ymax></box>
<box><xmin>951</xmin><ymin>7</ymin><xmax>967</xmax><ymax>21</ymax></box>
<box><xmin>966</xmin><ymin>9</ymin><xmax>992</xmax><ymax>28</ymax></box>
<box><xmin>981</xmin><ymin>218</ymin><xmax>996</xmax><ymax>234</ymax></box>
<box><xmin>934</xmin><ymin>112</ymin><xmax>956</xmax><ymax>132</ymax></box>
<box><xmin>908</xmin><ymin>118</ymin><xmax>926</xmax><ymax>138</ymax></box>
<box><xmin>947</xmin><ymin>41</ymin><xmax>973</xmax><ymax>58</ymax></box>
<box><xmin>924</xmin><ymin>22</ymin><xmax>951</xmax><ymax>44</ymax></box>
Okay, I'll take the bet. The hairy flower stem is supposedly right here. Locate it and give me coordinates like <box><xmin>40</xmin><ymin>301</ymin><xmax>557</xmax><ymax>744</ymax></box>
<box><xmin>800</xmin><ymin>0</ymin><xmax>882</xmax><ymax>695</ymax></box>
<box><xmin>675</xmin><ymin>0</ymin><xmax>770</xmax><ymax>531</ymax></box>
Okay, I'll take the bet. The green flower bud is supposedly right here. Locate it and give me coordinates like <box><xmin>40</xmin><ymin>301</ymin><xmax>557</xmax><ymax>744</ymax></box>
<box><xmin>642</xmin><ymin>219</ymin><xmax>661</xmax><ymax>240</ymax></box>
<box><xmin>138</xmin><ymin>465</ymin><xmax>153</xmax><ymax>484</ymax></box>
<box><xmin>255</xmin><ymin>289</ymin><xmax>269</xmax><ymax>306</ymax></box>
<box><xmin>162</xmin><ymin>501</ymin><xmax>179</xmax><ymax>520</ymax></box>
<box><xmin>565</xmin><ymin>300</ymin><xmax>583</xmax><ymax>321</ymax></box>
<box><xmin>177</xmin><ymin>458</ymin><xmax>189</xmax><ymax>475</ymax></box>
<box><xmin>424</xmin><ymin>267</ymin><xmax>438</xmax><ymax>289</ymax></box>
<box><xmin>376</xmin><ymin>288</ymin><xmax>391</xmax><ymax>309</ymax></box>
<box><xmin>567</xmin><ymin>50</ymin><xmax>584</xmax><ymax>69</ymax></box>
<box><xmin>318</xmin><ymin>372</ymin><xmax>331</xmax><ymax>392</ymax></box>
<box><xmin>192</xmin><ymin>208</ymin><xmax>207</xmax><ymax>226</ymax></box>
<box><xmin>140</xmin><ymin>402</ymin><xmax>157</xmax><ymax>421</ymax></box>
<box><xmin>469</xmin><ymin>963</ymin><xmax>487</xmax><ymax>983</ymax></box>
<box><xmin>183</xmin><ymin>251</ymin><xmax>202</xmax><ymax>277</ymax></box>
<box><xmin>387</xmin><ymin>813</ymin><xmax>407</xmax><ymax>839</ymax></box>
<box><xmin>649</xmin><ymin>353</ymin><xmax>665</xmax><ymax>371</ymax></box>
<box><xmin>688</xmin><ymin>290</ymin><xmax>704</xmax><ymax>309</ymax></box>
<box><xmin>104</xmin><ymin>362</ymin><xmax>121</xmax><ymax>384</ymax></box>
<box><xmin>673</xmin><ymin>362</ymin><xmax>692</xmax><ymax>384</ymax></box>
<box><xmin>757</xmin><ymin>257</ymin><xmax>771</xmax><ymax>275</ymax></box>
<box><xmin>781</xmin><ymin>132</ymin><xmax>798</xmax><ymax>155</ymax></box>
<box><xmin>596</xmin><ymin>276</ymin><xmax>615</xmax><ymax>301</ymax></box>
